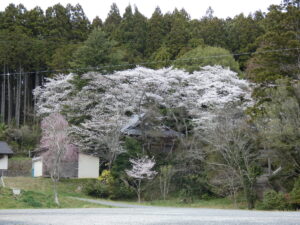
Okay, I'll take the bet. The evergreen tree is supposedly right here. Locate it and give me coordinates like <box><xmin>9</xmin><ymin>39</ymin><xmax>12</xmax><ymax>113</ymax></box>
<box><xmin>49</xmin><ymin>43</ymin><xmax>80</xmax><ymax>70</ymax></box>
<box><xmin>283</xmin><ymin>0</ymin><xmax>300</xmax><ymax>8</ymax></box>
<box><xmin>115</xmin><ymin>5</ymin><xmax>148</xmax><ymax>63</ymax></box>
<box><xmin>0</xmin><ymin>4</ymin><xmax>28</xmax><ymax>32</ymax></box>
<box><xmin>45</xmin><ymin>4</ymin><xmax>72</xmax><ymax>41</ymax></box>
<box><xmin>103</xmin><ymin>3</ymin><xmax>122</xmax><ymax>36</ymax></box>
<box><xmin>71</xmin><ymin>28</ymin><xmax>124</xmax><ymax>72</ymax></box>
<box><xmin>246</xmin><ymin>4</ymin><xmax>300</xmax><ymax>82</ymax></box>
<box><xmin>24</xmin><ymin>7</ymin><xmax>46</xmax><ymax>37</ymax></box>
<box><xmin>195</xmin><ymin>7</ymin><xmax>228</xmax><ymax>49</ymax></box>
<box><xmin>146</xmin><ymin>7</ymin><xmax>166</xmax><ymax>57</ymax></box>
<box><xmin>132</xmin><ymin>6</ymin><xmax>148</xmax><ymax>57</ymax></box>
<box><xmin>226</xmin><ymin>13</ymin><xmax>264</xmax><ymax>69</ymax></box>
<box><xmin>92</xmin><ymin>16</ymin><xmax>103</xmax><ymax>29</ymax></box>
<box><xmin>67</xmin><ymin>4</ymin><xmax>91</xmax><ymax>41</ymax></box>
<box><xmin>165</xmin><ymin>9</ymin><xmax>191</xmax><ymax>59</ymax></box>
<box><xmin>255</xmin><ymin>80</ymin><xmax>300</xmax><ymax>177</ymax></box>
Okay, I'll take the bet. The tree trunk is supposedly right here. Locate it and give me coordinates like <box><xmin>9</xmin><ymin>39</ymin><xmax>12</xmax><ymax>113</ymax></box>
<box><xmin>7</xmin><ymin>73</ymin><xmax>12</xmax><ymax>124</ymax></box>
<box><xmin>137</xmin><ymin>191</ymin><xmax>141</xmax><ymax>203</ymax></box>
<box><xmin>0</xmin><ymin>170</ymin><xmax>5</xmax><ymax>187</ymax></box>
<box><xmin>23</xmin><ymin>73</ymin><xmax>27</xmax><ymax>124</ymax></box>
<box><xmin>137</xmin><ymin>179</ymin><xmax>141</xmax><ymax>203</ymax></box>
<box><xmin>1</xmin><ymin>67</ymin><xmax>5</xmax><ymax>123</ymax></box>
<box><xmin>15</xmin><ymin>67</ymin><xmax>22</xmax><ymax>127</ymax></box>
<box><xmin>33</xmin><ymin>73</ymin><xmax>39</xmax><ymax>122</ymax></box>
<box><xmin>53</xmin><ymin>179</ymin><xmax>60</xmax><ymax>205</ymax></box>
<box><xmin>164</xmin><ymin>179</ymin><xmax>167</xmax><ymax>200</ymax></box>
<box><xmin>242</xmin><ymin>175</ymin><xmax>255</xmax><ymax>209</ymax></box>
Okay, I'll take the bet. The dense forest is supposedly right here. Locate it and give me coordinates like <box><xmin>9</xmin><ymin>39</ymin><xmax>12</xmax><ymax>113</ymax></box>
<box><xmin>1</xmin><ymin>0</ymin><xmax>300</xmax><ymax>209</ymax></box>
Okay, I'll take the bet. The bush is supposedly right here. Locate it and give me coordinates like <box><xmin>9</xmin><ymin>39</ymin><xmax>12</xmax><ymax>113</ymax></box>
<box><xmin>83</xmin><ymin>170</ymin><xmax>135</xmax><ymax>200</ymax></box>
<box><xmin>259</xmin><ymin>190</ymin><xmax>290</xmax><ymax>210</ymax></box>
<box><xmin>290</xmin><ymin>178</ymin><xmax>300</xmax><ymax>209</ymax></box>
<box><xmin>83</xmin><ymin>180</ymin><xmax>110</xmax><ymax>198</ymax></box>
<box><xmin>111</xmin><ymin>137</ymin><xmax>142</xmax><ymax>179</ymax></box>
<box><xmin>21</xmin><ymin>191</ymin><xmax>43</xmax><ymax>208</ymax></box>
<box><xmin>109</xmin><ymin>181</ymin><xmax>135</xmax><ymax>200</ymax></box>
<box><xmin>177</xmin><ymin>174</ymin><xmax>213</xmax><ymax>202</ymax></box>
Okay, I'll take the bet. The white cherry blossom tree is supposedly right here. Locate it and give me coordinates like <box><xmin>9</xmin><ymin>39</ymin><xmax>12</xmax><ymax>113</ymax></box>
<box><xmin>126</xmin><ymin>156</ymin><xmax>157</xmax><ymax>203</ymax></box>
<box><xmin>34</xmin><ymin>66</ymin><xmax>253</xmax><ymax>165</ymax></box>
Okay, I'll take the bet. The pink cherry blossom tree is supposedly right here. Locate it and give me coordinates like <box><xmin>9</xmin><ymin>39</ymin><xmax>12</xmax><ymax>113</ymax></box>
<box><xmin>126</xmin><ymin>156</ymin><xmax>157</xmax><ymax>203</ymax></box>
<box><xmin>40</xmin><ymin>113</ymin><xmax>77</xmax><ymax>205</ymax></box>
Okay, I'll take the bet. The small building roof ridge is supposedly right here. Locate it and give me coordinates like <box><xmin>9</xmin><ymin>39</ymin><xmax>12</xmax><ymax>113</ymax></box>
<box><xmin>0</xmin><ymin>141</ymin><xmax>13</xmax><ymax>154</ymax></box>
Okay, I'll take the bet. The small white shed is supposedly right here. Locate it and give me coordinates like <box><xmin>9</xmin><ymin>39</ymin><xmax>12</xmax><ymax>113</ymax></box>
<box><xmin>32</xmin><ymin>152</ymin><xmax>99</xmax><ymax>179</ymax></box>
<box><xmin>32</xmin><ymin>157</ymin><xmax>43</xmax><ymax>177</ymax></box>
<box><xmin>78</xmin><ymin>153</ymin><xmax>100</xmax><ymax>178</ymax></box>
<box><xmin>0</xmin><ymin>141</ymin><xmax>13</xmax><ymax>171</ymax></box>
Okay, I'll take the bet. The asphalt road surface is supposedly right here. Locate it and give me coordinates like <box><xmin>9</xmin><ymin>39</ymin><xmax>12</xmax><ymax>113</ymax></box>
<box><xmin>1</xmin><ymin>207</ymin><xmax>300</xmax><ymax>225</ymax></box>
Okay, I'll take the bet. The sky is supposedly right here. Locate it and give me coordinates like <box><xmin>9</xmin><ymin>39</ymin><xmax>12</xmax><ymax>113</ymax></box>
<box><xmin>0</xmin><ymin>0</ymin><xmax>282</xmax><ymax>21</ymax></box>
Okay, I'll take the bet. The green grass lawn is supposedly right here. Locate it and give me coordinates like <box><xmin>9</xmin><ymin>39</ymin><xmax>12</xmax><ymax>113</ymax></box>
<box><xmin>2</xmin><ymin>177</ymin><xmax>246</xmax><ymax>209</ymax></box>
<box><xmin>141</xmin><ymin>198</ymin><xmax>247</xmax><ymax>209</ymax></box>
<box><xmin>4</xmin><ymin>177</ymin><xmax>91</xmax><ymax>196</ymax></box>
<box><xmin>0</xmin><ymin>187</ymin><xmax>107</xmax><ymax>209</ymax></box>
<box><xmin>1</xmin><ymin>177</ymin><xmax>107</xmax><ymax>209</ymax></box>
<box><xmin>77</xmin><ymin>196</ymin><xmax>247</xmax><ymax>209</ymax></box>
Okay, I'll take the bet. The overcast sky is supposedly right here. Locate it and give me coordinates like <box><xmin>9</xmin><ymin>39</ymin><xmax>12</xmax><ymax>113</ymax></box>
<box><xmin>0</xmin><ymin>0</ymin><xmax>282</xmax><ymax>21</ymax></box>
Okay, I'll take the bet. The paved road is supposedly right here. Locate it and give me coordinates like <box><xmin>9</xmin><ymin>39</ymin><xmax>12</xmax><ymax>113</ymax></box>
<box><xmin>1</xmin><ymin>207</ymin><xmax>300</xmax><ymax>225</ymax></box>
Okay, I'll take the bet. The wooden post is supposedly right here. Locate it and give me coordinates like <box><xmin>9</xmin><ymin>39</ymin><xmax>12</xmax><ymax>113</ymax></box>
<box><xmin>0</xmin><ymin>170</ymin><xmax>5</xmax><ymax>187</ymax></box>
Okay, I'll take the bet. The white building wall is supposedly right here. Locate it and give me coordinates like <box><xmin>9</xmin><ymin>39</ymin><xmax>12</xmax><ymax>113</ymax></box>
<box><xmin>78</xmin><ymin>153</ymin><xmax>99</xmax><ymax>178</ymax></box>
<box><xmin>32</xmin><ymin>157</ymin><xmax>43</xmax><ymax>177</ymax></box>
<box><xmin>0</xmin><ymin>155</ymin><xmax>8</xmax><ymax>170</ymax></box>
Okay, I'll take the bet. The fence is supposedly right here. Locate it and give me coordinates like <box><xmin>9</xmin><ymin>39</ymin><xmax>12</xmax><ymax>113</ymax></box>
<box><xmin>0</xmin><ymin>158</ymin><xmax>78</xmax><ymax>178</ymax></box>
<box><xmin>1</xmin><ymin>158</ymin><xmax>32</xmax><ymax>177</ymax></box>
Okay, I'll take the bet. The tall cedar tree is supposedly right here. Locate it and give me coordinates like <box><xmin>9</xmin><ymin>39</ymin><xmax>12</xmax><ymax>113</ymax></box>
<box><xmin>146</xmin><ymin>7</ymin><xmax>166</xmax><ymax>57</ymax></box>
<box><xmin>246</xmin><ymin>4</ymin><xmax>300</xmax><ymax>82</ymax></box>
<box><xmin>103</xmin><ymin>3</ymin><xmax>122</xmax><ymax>37</ymax></box>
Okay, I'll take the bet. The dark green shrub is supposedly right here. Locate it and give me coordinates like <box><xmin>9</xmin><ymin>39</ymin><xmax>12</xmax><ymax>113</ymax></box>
<box><xmin>21</xmin><ymin>191</ymin><xmax>43</xmax><ymax>208</ymax></box>
<box><xmin>259</xmin><ymin>190</ymin><xmax>290</xmax><ymax>210</ymax></box>
<box><xmin>111</xmin><ymin>137</ymin><xmax>142</xmax><ymax>179</ymax></box>
<box><xmin>83</xmin><ymin>171</ymin><xmax>135</xmax><ymax>200</ymax></box>
<box><xmin>83</xmin><ymin>180</ymin><xmax>110</xmax><ymax>198</ymax></box>
<box><xmin>109</xmin><ymin>182</ymin><xmax>135</xmax><ymax>200</ymax></box>
<box><xmin>100</xmin><ymin>170</ymin><xmax>134</xmax><ymax>199</ymax></box>
<box><xmin>290</xmin><ymin>178</ymin><xmax>300</xmax><ymax>209</ymax></box>
<box><xmin>181</xmin><ymin>175</ymin><xmax>212</xmax><ymax>198</ymax></box>
<box><xmin>179</xmin><ymin>188</ymin><xmax>194</xmax><ymax>203</ymax></box>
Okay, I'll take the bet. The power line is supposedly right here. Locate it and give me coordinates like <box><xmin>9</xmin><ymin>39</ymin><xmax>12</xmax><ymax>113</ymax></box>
<box><xmin>0</xmin><ymin>47</ymin><xmax>299</xmax><ymax>77</ymax></box>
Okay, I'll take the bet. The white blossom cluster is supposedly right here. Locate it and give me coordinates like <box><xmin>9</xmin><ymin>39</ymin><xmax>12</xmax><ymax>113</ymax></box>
<box><xmin>34</xmin><ymin>66</ymin><xmax>253</xmax><ymax>153</ymax></box>
<box><xmin>34</xmin><ymin>74</ymin><xmax>74</xmax><ymax>115</ymax></box>
<box><xmin>126</xmin><ymin>156</ymin><xmax>157</xmax><ymax>180</ymax></box>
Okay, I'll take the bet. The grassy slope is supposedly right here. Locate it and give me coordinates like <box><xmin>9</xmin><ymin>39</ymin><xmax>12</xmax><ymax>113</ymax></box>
<box><xmin>5</xmin><ymin>177</ymin><xmax>90</xmax><ymax>196</ymax></box>
<box><xmin>143</xmin><ymin>198</ymin><xmax>247</xmax><ymax>209</ymax></box>
<box><xmin>1</xmin><ymin>177</ymin><xmax>107</xmax><ymax>209</ymax></box>
<box><xmin>0</xmin><ymin>188</ymin><xmax>106</xmax><ymax>209</ymax></box>
<box><xmin>3</xmin><ymin>177</ymin><xmax>246</xmax><ymax>209</ymax></box>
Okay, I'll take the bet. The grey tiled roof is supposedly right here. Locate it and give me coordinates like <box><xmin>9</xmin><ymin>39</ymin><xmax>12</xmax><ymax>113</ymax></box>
<box><xmin>0</xmin><ymin>141</ymin><xmax>13</xmax><ymax>154</ymax></box>
<box><xmin>121</xmin><ymin>114</ymin><xmax>182</xmax><ymax>138</ymax></box>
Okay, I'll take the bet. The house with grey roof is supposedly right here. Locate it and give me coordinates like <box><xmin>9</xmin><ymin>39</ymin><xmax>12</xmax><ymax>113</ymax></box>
<box><xmin>121</xmin><ymin>113</ymin><xmax>182</xmax><ymax>155</ymax></box>
<box><xmin>0</xmin><ymin>141</ymin><xmax>13</xmax><ymax>171</ymax></box>
<box><xmin>121</xmin><ymin>113</ymin><xmax>182</xmax><ymax>138</ymax></box>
